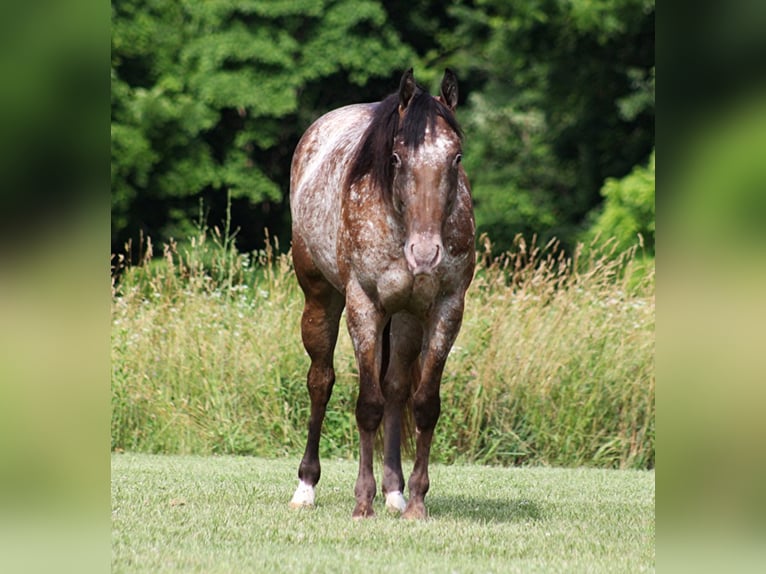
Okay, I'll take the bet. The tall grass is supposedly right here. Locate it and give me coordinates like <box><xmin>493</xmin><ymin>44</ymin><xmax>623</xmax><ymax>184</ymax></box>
<box><xmin>437</xmin><ymin>236</ymin><xmax>654</xmax><ymax>469</ymax></box>
<box><xmin>111</xmin><ymin>230</ymin><xmax>654</xmax><ymax>469</ymax></box>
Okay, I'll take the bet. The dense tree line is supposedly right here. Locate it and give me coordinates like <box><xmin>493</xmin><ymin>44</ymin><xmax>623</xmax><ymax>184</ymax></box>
<box><xmin>111</xmin><ymin>0</ymin><xmax>654</xmax><ymax>257</ymax></box>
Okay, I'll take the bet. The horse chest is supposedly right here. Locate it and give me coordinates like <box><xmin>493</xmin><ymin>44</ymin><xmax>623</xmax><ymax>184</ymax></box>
<box><xmin>377</xmin><ymin>266</ymin><xmax>440</xmax><ymax>314</ymax></box>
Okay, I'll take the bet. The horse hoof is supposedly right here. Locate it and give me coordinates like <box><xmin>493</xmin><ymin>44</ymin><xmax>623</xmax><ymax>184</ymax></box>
<box><xmin>385</xmin><ymin>491</ymin><xmax>407</xmax><ymax>513</ymax></box>
<box><xmin>352</xmin><ymin>502</ymin><xmax>376</xmax><ymax>519</ymax></box>
<box><xmin>402</xmin><ymin>500</ymin><xmax>427</xmax><ymax>520</ymax></box>
<box><xmin>289</xmin><ymin>480</ymin><xmax>315</xmax><ymax>508</ymax></box>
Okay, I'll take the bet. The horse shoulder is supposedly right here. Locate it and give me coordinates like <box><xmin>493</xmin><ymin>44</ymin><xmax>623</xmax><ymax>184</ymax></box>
<box><xmin>291</xmin><ymin>103</ymin><xmax>379</xmax><ymax>293</ymax></box>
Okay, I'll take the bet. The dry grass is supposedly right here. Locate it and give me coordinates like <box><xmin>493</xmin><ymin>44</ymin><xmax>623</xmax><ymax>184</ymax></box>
<box><xmin>438</xmin><ymin>235</ymin><xmax>654</xmax><ymax>468</ymax></box>
<box><xmin>111</xmin><ymin>230</ymin><xmax>654</xmax><ymax>469</ymax></box>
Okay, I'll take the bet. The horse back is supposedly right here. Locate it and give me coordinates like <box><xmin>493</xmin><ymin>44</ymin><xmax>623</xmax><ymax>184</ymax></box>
<box><xmin>290</xmin><ymin>103</ymin><xmax>377</xmax><ymax>291</ymax></box>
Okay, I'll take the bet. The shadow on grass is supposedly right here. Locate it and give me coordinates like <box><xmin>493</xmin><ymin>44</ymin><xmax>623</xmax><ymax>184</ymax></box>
<box><xmin>428</xmin><ymin>495</ymin><xmax>543</xmax><ymax>523</ymax></box>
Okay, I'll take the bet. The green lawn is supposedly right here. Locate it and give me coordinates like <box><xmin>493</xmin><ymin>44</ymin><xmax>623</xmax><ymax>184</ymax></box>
<box><xmin>112</xmin><ymin>454</ymin><xmax>654</xmax><ymax>573</ymax></box>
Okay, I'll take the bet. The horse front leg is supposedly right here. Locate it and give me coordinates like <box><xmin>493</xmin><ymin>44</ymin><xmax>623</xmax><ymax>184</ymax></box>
<box><xmin>403</xmin><ymin>298</ymin><xmax>465</xmax><ymax>520</ymax></box>
<box><xmin>381</xmin><ymin>312</ymin><xmax>422</xmax><ymax>513</ymax></box>
<box><xmin>345</xmin><ymin>282</ymin><xmax>387</xmax><ymax>519</ymax></box>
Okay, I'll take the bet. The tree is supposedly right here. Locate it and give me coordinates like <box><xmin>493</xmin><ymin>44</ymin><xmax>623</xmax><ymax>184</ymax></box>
<box><xmin>585</xmin><ymin>150</ymin><xmax>655</xmax><ymax>255</ymax></box>
<box><xmin>111</xmin><ymin>0</ymin><xmax>413</xmax><ymax>252</ymax></box>
<box><xmin>437</xmin><ymin>0</ymin><xmax>655</xmax><ymax>253</ymax></box>
<box><xmin>111</xmin><ymin>0</ymin><xmax>655</xmax><ymax>258</ymax></box>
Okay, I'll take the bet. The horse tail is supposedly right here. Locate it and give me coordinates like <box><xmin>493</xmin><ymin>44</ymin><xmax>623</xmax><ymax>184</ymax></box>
<box><xmin>380</xmin><ymin>317</ymin><xmax>392</xmax><ymax>390</ymax></box>
<box><xmin>400</xmin><ymin>361</ymin><xmax>418</xmax><ymax>458</ymax></box>
<box><xmin>375</xmin><ymin>318</ymin><xmax>392</xmax><ymax>456</ymax></box>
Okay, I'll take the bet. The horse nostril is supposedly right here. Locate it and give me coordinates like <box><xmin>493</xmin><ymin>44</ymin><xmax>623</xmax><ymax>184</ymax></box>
<box><xmin>431</xmin><ymin>245</ymin><xmax>441</xmax><ymax>265</ymax></box>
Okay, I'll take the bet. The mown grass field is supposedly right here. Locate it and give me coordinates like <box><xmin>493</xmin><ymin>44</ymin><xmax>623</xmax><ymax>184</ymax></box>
<box><xmin>111</xmin><ymin>453</ymin><xmax>654</xmax><ymax>573</ymax></box>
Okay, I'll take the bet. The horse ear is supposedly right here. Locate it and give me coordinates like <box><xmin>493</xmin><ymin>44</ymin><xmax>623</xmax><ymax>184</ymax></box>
<box><xmin>440</xmin><ymin>68</ymin><xmax>458</xmax><ymax>110</ymax></box>
<box><xmin>398</xmin><ymin>68</ymin><xmax>416</xmax><ymax>111</ymax></box>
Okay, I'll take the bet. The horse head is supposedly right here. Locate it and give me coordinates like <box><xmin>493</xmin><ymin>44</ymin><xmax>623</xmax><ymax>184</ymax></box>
<box><xmin>391</xmin><ymin>69</ymin><xmax>463</xmax><ymax>276</ymax></box>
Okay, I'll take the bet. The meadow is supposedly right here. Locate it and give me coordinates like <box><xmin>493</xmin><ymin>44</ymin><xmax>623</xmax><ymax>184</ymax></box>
<box><xmin>111</xmin><ymin>229</ymin><xmax>654</xmax><ymax>470</ymax></box>
<box><xmin>111</xmin><ymin>453</ymin><xmax>655</xmax><ymax>573</ymax></box>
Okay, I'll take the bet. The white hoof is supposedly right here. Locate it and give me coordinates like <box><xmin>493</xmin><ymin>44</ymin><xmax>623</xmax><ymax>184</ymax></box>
<box><xmin>289</xmin><ymin>480</ymin><xmax>315</xmax><ymax>508</ymax></box>
<box><xmin>385</xmin><ymin>490</ymin><xmax>407</xmax><ymax>513</ymax></box>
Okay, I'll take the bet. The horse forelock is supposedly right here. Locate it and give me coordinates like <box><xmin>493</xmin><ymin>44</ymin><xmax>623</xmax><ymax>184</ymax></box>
<box><xmin>345</xmin><ymin>89</ymin><xmax>462</xmax><ymax>199</ymax></box>
<box><xmin>400</xmin><ymin>89</ymin><xmax>463</xmax><ymax>149</ymax></box>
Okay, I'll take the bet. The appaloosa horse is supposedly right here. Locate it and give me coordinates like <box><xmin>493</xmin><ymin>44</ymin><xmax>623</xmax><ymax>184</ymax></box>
<box><xmin>289</xmin><ymin>68</ymin><xmax>475</xmax><ymax>519</ymax></box>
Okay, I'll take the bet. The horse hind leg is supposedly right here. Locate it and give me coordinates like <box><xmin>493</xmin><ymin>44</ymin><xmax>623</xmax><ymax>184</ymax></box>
<box><xmin>290</xmin><ymin>243</ymin><xmax>344</xmax><ymax>508</ymax></box>
<box><xmin>290</xmin><ymin>289</ymin><xmax>344</xmax><ymax>507</ymax></box>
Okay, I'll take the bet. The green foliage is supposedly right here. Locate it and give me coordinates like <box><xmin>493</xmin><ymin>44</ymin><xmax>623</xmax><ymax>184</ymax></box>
<box><xmin>461</xmin><ymin>93</ymin><xmax>566</xmax><ymax>252</ymax></box>
<box><xmin>585</xmin><ymin>150</ymin><xmax>655</xmax><ymax>255</ymax></box>
<box><xmin>111</xmin><ymin>0</ymin><xmax>654</xmax><ymax>256</ymax></box>
<box><xmin>112</xmin><ymin>233</ymin><xmax>654</xmax><ymax>469</ymax></box>
<box><xmin>111</xmin><ymin>0</ymin><xmax>413</xmax><ymax>249</ymax></box>
<box><xmin>112</xmin><ymin>454</ymin><xmax>655</xmax><ymax>572</ymax></box>
<box><xmin>438</xmin><ymin>0</ymin><xmax>654</xmax><ymax>253</ymax></box>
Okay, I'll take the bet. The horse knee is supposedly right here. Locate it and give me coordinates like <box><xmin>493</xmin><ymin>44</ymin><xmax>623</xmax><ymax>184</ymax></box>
<box><xmin>355</xmin><ymin>394</ymin><xmax>384</xmax><ymax>432</ymax></box>
<box><xmin>413</xmin><ymin>392</ymin><xmax>440</xmax><ymax>431</ymax></box>
<box><xmin>307</xmin><ymin>365</ymin><xmax>335</xmax><ymax>404</ymax></box>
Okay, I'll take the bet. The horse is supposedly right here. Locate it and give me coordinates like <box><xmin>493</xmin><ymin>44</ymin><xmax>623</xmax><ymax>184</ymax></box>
<box><xmin>288</xmin><ymin>68</ymin><xmax>475</xmax><ymax>519</ymax></box>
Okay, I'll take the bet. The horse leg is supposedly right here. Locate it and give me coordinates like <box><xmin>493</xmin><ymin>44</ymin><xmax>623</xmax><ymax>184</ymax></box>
<box><xmin>290</xmin><ymin>240</ymin><xmax>344</xmax><ymax>508</ymax></box>
<box><xmin>345</xmin><ymin>282</ymin><xmax>387</xmax><ymax>518</ymax></box>
<box><xmin>381</xmin><ymin>312</ymin><xmax>422</xmax><ymax>513</ymax></box>
<box><xmin>403</xmin><ymin>299</ymin><xmax>465</xmax><ymax>520</ymax></box>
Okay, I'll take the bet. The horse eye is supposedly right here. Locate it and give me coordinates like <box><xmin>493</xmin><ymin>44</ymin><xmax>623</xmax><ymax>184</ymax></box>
<box><xmin>453</xmin><ymin>153</ymin><xmax>462</xmax><ymax>167</ymax></box>
<box><xmin>391</xmin><ymin>153</ymin><xmax>402</xmax><ymax>167</ymax></box>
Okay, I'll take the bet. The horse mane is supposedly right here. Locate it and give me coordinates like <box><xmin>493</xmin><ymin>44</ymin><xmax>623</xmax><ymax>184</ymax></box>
<box><xmin>345</xmin><ymin>88</ymin><xmax>463</xmax><ymax>197</ymax></box>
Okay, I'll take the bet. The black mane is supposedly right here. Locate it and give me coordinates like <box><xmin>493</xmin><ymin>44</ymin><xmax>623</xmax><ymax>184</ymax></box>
<box><xmin>346</xmin><ymin>88</ymin><xmax>463</xmax><ymax>197</ymax></box>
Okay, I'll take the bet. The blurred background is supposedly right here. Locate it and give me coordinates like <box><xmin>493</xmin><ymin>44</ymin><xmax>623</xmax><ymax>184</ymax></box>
<box><xmin>4</xmin><ymin>0</ymin><xmax>766</xmax><ymax>571</ymax></box>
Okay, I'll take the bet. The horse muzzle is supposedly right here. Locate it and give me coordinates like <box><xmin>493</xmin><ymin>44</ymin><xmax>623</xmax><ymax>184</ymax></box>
<box><xmin>405</xmin><ymin>233</ymin><xmax>444</xmax><ymax>276</ymax></box>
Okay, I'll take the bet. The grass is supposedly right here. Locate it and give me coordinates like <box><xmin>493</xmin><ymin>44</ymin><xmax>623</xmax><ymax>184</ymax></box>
<box><xmin>111</xmin><ymin>453</ymin><xmax>654</xmax><ymax>573</ymax></box>
<box><xmin>111</xmin><ymin>230</ymin><xmax>654</xmax><ymax>468</ymax></box>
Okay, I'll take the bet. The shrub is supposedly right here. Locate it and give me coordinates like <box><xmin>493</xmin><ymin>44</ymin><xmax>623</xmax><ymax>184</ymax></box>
<box><xmin>584</xmin><ymin>150</ymin><xmax>655</xmax><ymax>256</ymax></box>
